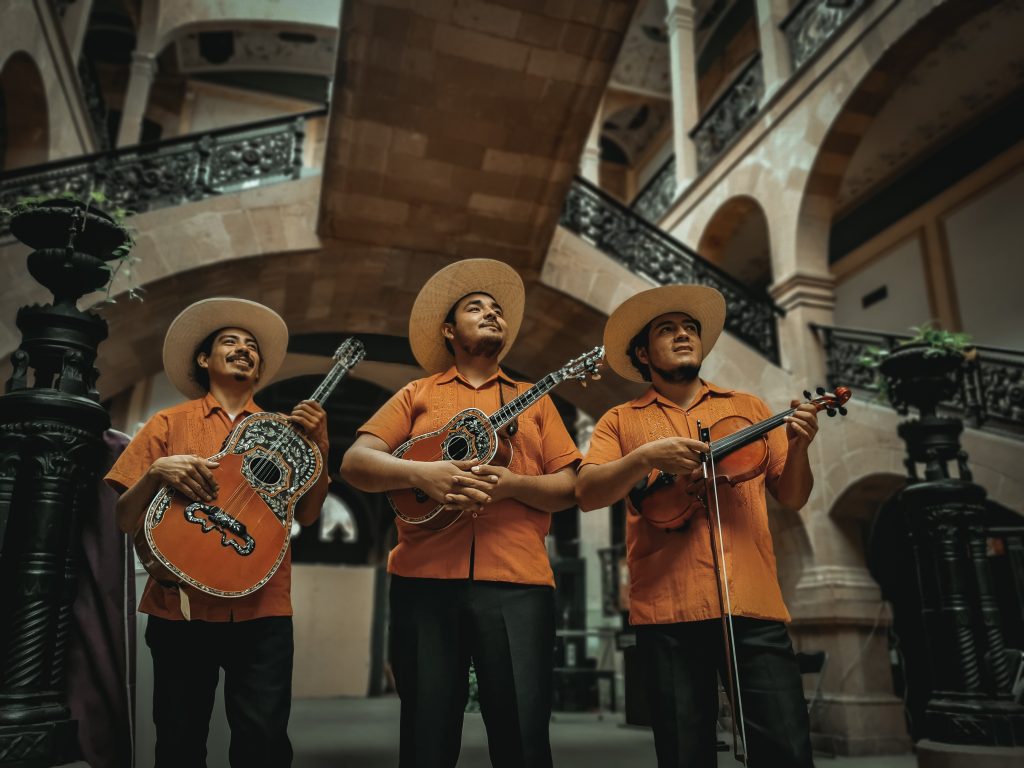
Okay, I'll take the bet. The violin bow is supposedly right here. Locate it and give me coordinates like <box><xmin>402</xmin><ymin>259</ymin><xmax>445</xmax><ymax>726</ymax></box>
<box><xmin>698</xmin><ymin>419</ymin><xmax>749</xmax><ymax>765</ymax></box>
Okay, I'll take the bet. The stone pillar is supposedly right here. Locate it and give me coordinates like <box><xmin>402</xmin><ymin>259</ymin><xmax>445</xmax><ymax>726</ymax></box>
<box><xmin>754</xmin><ymin>0</ymin><xmax>792</xmax><ymax>100</ymax></box>
<box><xmin>665</xmin><ymin>0</ymin><xmax>700</xmax><ymax>189</ymax></box>
<box><xmin>579</xmin><ymin>108</ymin><xmax>603</xmax><ymax>185</ymax></box>
<box><xmin>0</xmin><ymin>199</ymin><xmax>123</xmax><ymax>767</ymax></box>
<box><xmin>61</xmin><ymin>0</ymin><xmax>95</xmax><ymax>62</ymax></box>
<box><xmin>116</xmin><ymin>51</ymin><xmax>157</xmax><ymax>148</ymax></box>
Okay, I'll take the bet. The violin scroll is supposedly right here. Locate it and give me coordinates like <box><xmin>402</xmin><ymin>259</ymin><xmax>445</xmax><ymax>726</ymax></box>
<box><xmin>802</xmin><ymin>385</ymin><xmax>851</xmax><ymax>418</ymax></box>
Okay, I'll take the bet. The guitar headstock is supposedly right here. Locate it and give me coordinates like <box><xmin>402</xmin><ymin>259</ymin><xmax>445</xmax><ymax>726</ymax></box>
<box><xmin>802</xmin><ymin>385</ymin><xmax>852</xmax><ymax>418</ymax></box>
<box><xmin>559</xmin><ymin>346</ymin><xmax>604</xmax><ymax>386</ymax></box>
<box><xmin>333</xmin><ymin>337</ymin><xmax>366</xmax><ymax>368</ymax></box>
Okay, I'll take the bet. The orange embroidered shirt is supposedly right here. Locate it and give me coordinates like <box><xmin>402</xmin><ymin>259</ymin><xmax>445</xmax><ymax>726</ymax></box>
<box><xmin>358</xmin><ymin>366</ymin><xmax>581</xmax><ymax>587</ymax></box>
<box><xmin>105</xmin><ymin>392</ymin><xmax>295</xmax><ymax>621</ymax></box>
<box><xmin>581</xmin><ymin>380</ymin><xmax>791</xmax><ymax>625</ymax></box>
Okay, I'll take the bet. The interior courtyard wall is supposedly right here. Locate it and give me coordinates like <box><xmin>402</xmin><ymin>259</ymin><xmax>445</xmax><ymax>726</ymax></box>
<box><xmin>0</xmin><ymin>0</ymin><xmax>97</xmax><ymax>164</ymax></box>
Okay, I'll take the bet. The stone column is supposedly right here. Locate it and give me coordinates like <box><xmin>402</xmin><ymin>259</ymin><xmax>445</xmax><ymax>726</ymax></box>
<box><xmin>116</xmin><ymin>51</ymin><xmax>157</xmax><ymax>148</ymax></box>
<box><xmin>61</xmin><ymin>0</ymin><xmax>95</xmax><ymax>62</ymax></box>
<box><xmin>665</xmin><ymin>0</ymin><xmax>700</xmax><ymax>189</ymax></box>
<box><xmin>579</xmin><ymin>106</ymin><xmax>603</xmax><ymax>185</ymax></box>
<box><xmin>754</xmin><ymin>0</ymin><xmax>792</xmax><ymax>100</ymax></box>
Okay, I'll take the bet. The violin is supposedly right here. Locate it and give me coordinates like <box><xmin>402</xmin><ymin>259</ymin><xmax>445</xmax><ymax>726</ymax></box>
<box><xmin>628</xmin><ymin>386</ymin><xmax>852</xmax><ymax>530</ymax></box>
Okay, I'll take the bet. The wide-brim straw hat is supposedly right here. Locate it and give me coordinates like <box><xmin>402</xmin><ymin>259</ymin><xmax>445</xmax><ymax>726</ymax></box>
<box><xmin>163</xmin><ymin>297</ymin><xmax>288</xmax><ymax>399</ymax></box>
<box><xmin>604</xmin><ymin>285</ymin><xmax>726</xmax><ymax>383</ymax></box>
<box><xmin>409</xmin><ymin>259</ymin><xmax>525</xmax><ymax>374</ymax></box>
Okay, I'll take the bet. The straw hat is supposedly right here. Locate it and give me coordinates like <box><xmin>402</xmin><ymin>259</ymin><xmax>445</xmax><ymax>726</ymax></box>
<box><xmin>604</xmin><ymin>285</ymin><xmax>726</xmax><ymax>383</ymax></box>
<box><xmin>408</xmin><ymin>259</ymin><xmax>525</xmax><ymax>374</ymax></box>
<box><xmin>162</xmin><ymin>297</ymin><xmax>288</xmax><ymax>399</ymax></box>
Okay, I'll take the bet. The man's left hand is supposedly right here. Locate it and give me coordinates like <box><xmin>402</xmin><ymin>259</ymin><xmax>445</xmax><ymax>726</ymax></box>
<box><xmin>451</xmin><ymin>464</ymin><xmax>522</xmax><ymax>505</ymax></box>
<box><xmin>785</xmin><ymin>400</ymin><xmax>819</xmax><ymax>449</ymax></box>
<box><xmin>289</xmin><ymin>400</ymin><xmax>329</xmax><ymax>455</ymax></box>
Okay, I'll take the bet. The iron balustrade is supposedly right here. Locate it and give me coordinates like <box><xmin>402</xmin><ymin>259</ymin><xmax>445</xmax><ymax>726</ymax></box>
<box><xmin>561</xmin><ymin>176</ymin><xmax>782</xmax><ymax>364</ymax></box>
<box><xmin>781</xmin><ymin>0</ymin><xmax>871</xmax><ymax>72</ymax></box>
<box><xmin>689</xmin><ymin>53</ymin><xmax>764</xmax><ymax>173</ymax></box>
<box><xmin>631</xmin><ymin>155</ymin><xmax>677</xmax><ymax>224</ymax></box>
<box><xmin>812</xmin><ymin>323</ymin><xmax>1024</xmax><ymax>439</ymax></box>
<box><xmin>0</xmin><ymin>107</ymin><xmax>327</xmax><ymax>239</ymax></box>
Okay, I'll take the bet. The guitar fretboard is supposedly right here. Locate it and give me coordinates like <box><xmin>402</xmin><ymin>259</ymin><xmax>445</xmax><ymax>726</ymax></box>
<box><xmin>310</xmin><ymin>344</ymin><xmax>364</xmax><ymax>406</ymax></box>
<box><xmin>488</xmin><ymin>373</ymin><xmax>561</xmax><ymax>430</ymax></box>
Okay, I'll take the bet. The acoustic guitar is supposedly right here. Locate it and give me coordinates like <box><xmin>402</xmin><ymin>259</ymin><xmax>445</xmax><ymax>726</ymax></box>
<box><xmin>136</xmin><ymin>338</ymin><xmax>365</xmax><ymax>597</ymax></box>
<box><xmin>628</xmin><ymin>386</ymin><xmax>851</xmax><ymax>530</ymax></box>
<box><xmin>387</xmin><ymin>346</ymin><xmax>605</xmax><ymax>531</ymax></box>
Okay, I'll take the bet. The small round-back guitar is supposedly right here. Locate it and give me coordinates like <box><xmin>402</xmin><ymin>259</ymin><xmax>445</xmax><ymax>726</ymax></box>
<box><xmin>386</xmin><ymin>346</ymin><xmax>605</xmax><ymax>531</ymax></box>
<box><xmin>135</xmin><ymin>338</ymin><xmax>365</xmax><ymax>597</ymax></box>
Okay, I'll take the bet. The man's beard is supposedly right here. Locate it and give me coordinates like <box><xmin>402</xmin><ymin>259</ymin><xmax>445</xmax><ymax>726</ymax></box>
<box><xmin>459</xmin><ymin>336</ymin><xmax>503</xmax><ymax>359</ymax></box>
<box><xmin>652</xmin><ymin>362</ymin><xmax>701</xmax><ymax>383</ymax></box>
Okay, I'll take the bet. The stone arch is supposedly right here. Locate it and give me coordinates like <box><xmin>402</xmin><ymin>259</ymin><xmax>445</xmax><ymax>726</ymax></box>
<box><xmin>827</xmin><ymin>472</ymin><xmax>907</xmax><ymax>571</ymax></box>
<box><xmin>793</xmin><ymin>0</ymin><xmax>997</xmax><ymax>276</ymax></box>
<box><xmin>0</xmin><ymin>52</ymin><xmax>48</xmax><ymax>170</ymax></box>
<box><xmin>697</xmin><ymin>194</ymin><xmax>772</xmax><ymax>293</ymax></box>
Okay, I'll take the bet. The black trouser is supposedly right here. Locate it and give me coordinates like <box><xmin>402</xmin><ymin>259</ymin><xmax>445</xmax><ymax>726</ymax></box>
<box><xmin>389</xmin><ymin>575</ymin><xmax>555</xmax><ymax>768</ymax></box>
<box><xmin>636</xmin><ymin>617</ymin><xmax>814</xmax><ymax>768</ymax></box>
<box><xmin>145</xmin><ymin>615</ymin><xmax>294</xmax><ymax>768</ymax></box>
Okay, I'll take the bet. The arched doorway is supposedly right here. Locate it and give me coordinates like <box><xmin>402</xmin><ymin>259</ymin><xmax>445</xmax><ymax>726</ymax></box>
<box><xmin>0</xmin><ymin>52</ymin><xmax>48</xmax><ymax>170</ymax></box>
<box><xmin>698</xmin><ymin>194</ymin><xmax>773</xmax><ymax>293</ymax></box>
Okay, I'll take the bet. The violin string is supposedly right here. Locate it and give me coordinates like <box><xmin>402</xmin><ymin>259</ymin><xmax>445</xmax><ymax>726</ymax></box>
<box><xmin>705</xmin><ymin>440</ymin><xmax>750</xmax><ymax>764</ymax></box>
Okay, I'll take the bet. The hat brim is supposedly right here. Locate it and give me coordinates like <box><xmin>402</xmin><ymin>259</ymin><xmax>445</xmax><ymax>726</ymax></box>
<box><xmin>409</xmin><ymin>259</ymin><xmax>525</xmax><ymax>374</ymax></box>
<box><xmin>604</xmin><ymin>285</ymin><xmax>726</xmax><ymax>383</ymax></box>
<box><xmin>162</xmin><ymin>298</ymin><xmax>289</xmax><ymax>399</ymax></box>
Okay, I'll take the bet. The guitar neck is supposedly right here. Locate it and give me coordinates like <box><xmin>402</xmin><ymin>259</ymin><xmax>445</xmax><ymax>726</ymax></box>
<box><xmin>308</xmin><ymin>359</ymin><xmax>356</xmax><ymax>406</ymax></box>
<box><xmin>488</xmin><ymin>373</ymin><xmax>561</xmax><ymax>430</ymax></box>
<box><xmin>708</xmin><ymin>409</ymin><xmax>794</xmax><ymax>459</ymax></box>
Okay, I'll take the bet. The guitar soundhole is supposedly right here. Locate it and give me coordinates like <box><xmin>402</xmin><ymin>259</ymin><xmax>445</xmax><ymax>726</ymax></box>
<box><xmin>445</xmin><ymin>435</ymin><xmax>470</xmax><ymax>461</ymax></box>
<box><xmin>246</xmin><ymin>455</ymin><xmax>282</xmax><ymax>485</ymax></box>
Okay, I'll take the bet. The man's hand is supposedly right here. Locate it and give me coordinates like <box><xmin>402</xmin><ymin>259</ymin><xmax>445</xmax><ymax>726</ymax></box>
<box><xmin>639</xmin><ymin>437</ymin><xmax>709</xmax><ymax>476</ymax></box>
<box><xmin>785</xmin><ymin>400</ymin><xmax>819</xmax><ymax>449</ymax></box>
<box><xmin>413</xmin><ymin>460</ymin><xmax>490</xmax><ymax>511</ymax></box>
<box><xmin>290</xmin><ymin>400</ymin><xmax>329</xmax><ymax>455</ymax></box>
<box><xmin>451</xmin><ymin>464</ymin><xmax>523</xmax><ymax>506</ymax></box>
<box><xmin>148</xmin><ymin>455</ymin><xmax>220</xmax><ymax>502</ymax></box>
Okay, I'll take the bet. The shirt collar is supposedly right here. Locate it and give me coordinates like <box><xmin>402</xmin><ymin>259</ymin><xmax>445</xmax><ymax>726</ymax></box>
<box><xmin>630</xmin><ymin>379</ymin><xmax>733</xmax><ymax>411</ymax></box>
<box><xmin>201</xmin><ymin>391</ymin><xmax>261</xmax><ymax>418</ymax></box>
<box><xmin>436</xmin><ymin>365</ymin><xmax>517</xmax><ymax>388</ymax></box>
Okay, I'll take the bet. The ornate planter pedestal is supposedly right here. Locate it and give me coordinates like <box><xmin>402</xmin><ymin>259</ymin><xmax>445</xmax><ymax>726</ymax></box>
<box><xmin>0</xmin><ymin>200</ymin><xmax>123</xmax><ymax>767</ymax></box>
<box><xmin>868</xmin><ymin>345</ymin><xmax>1024</xmax><ymax>767</ymax></box>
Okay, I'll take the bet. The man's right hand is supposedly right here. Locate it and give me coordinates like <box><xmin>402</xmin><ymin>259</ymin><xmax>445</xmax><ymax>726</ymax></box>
<box><xmin>147</xmin><ymin>455</ymin><xmax>220</xmax><ymax>502</ymax></box>
<box><xmin>412</xmin><ymin>460</ymin><xmax>490</xmax><ymax>511</ymax></box>
<box><xmin>640</xmin><ymin>437</ymin><xmax>708</xmax><ymax>476</ymax></box>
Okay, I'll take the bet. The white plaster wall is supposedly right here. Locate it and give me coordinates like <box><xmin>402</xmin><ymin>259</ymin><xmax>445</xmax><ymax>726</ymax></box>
<box><xmin>944</xmin><ymin>167</ymin><xmax>1024</xmax><ymax>350</ymax></box>
<box><xmin>833</xmin><ymin>236</ymin><xmax>933</xmax><ymax>334</ymax></box>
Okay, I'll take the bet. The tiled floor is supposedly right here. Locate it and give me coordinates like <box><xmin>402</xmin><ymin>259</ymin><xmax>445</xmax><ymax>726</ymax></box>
<box><xmin>289</xmin><ymin>696</ymin><xmax>918</xmax><ymax>768</ymax></box>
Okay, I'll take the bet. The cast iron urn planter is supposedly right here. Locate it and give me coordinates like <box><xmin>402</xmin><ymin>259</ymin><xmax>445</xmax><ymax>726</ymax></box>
<box><xmin>0</xmin><ymin>198</ymin><xmax>126</xmax><ymax>766</ymax></box>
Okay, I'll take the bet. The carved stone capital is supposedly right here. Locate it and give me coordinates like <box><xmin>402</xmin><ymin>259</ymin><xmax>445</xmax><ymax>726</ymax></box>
<box><xmin>770</xmin><ymin>271</ymin><xmax>836</xmax><ymax>312</ymax></box>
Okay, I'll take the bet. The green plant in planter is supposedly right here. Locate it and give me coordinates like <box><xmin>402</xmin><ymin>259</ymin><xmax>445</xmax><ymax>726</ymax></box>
<box><xmin>858</xmin><ymin>323</ymin><xmax>974</xmax><ymax>407</ymax></box>
<box><xmin>0</xmin><ymin>190</ymin><xmax>143</xmax><ymax>302</ymax></box>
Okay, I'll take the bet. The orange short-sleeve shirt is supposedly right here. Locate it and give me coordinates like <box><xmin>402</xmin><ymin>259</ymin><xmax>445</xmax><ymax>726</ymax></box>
<box><xmin>581</xmin><ymin>380</ymin><xmax>791</xmax><ymax>625</ymax></box>
<box><xmin>358</xmin><ymin>366</ymin><xmax>581</xmax><ymax>587</ymax></box>
<box><xmin>104</xmin><ymin>392</ymin><xmax>295</xmax><ymax>622</ymax></box>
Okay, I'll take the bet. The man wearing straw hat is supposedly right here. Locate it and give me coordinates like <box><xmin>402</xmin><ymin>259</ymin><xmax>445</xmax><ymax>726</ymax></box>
<box><xmin>575</xmin><ymin>285</ymin><xmax>818</xmax><ymax>768</ymax></box>
<box><xmin>342</xmin><ymin>258</ymin><xmax>580</xmax><ymax>768</ymax></box>
<box><xmin>105</xmin><ymin>297</ymin><xmax>329</xmax><ymax>768</ymax></box>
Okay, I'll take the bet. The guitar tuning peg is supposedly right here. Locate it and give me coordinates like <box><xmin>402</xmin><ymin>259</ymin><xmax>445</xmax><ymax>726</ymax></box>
<box><xmin>803</xmin><ymin>390</ymin><xmax>812</xmax><ymax>400</ymax></box>
<box><xmin>816</xmin><ymin>386</ymin><xmax>826</xmax><ymax>395</ymax></box>
<box><xmin>839</xmin><ymin>407</ymin><xmax>848</xmax><ymax>416</ymax></box>
<box><xmin>826</xmin><ymin>409</ymin><xmax>836</xmax><ymax>418</ymax></box>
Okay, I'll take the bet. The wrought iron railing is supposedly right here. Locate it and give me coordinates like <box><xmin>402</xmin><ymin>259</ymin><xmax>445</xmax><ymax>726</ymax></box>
<box><xmin>781</xmin><ymin>0</ymin><xmax>871</xmax><ymax>72</ymax></box>
<box><xmin>0</xmin><ymin>108</ymin><xmax>326</xmax><ymax>238</ymax></box>
<box><xmin>812</xmin><ymin>324</ymin><xmax>1024</xmax><ymax>439</ymax></box>
<box><xmin>561</xmin><ymin>177</ymin><xmax>782</xmax><ymax>363</ymax></box>
<box><xmin>631</xmin><ymin>155</ymin><xmax>677</xmax><ymax>224</ymax></box>
<box><xmin>690</xmin><ymin>53</ymin><xmax>764</xmax><ymax>173</ymax></box>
